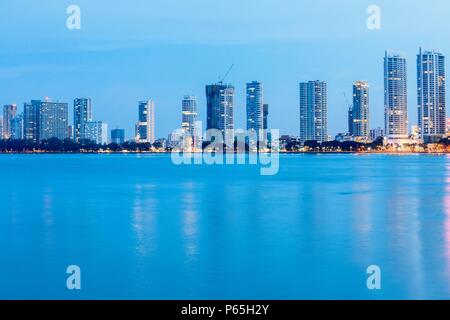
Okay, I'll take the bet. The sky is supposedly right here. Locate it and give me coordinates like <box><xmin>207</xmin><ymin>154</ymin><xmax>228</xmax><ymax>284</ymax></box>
<box><xmin>1</xmin><ymin>0</ymin><xmax>450</xmax><ymax>139</ymax></box>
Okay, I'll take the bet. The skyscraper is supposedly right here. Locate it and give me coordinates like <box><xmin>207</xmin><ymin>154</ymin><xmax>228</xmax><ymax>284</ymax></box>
<box><xmin>351</xmin><ymin>81</ymin><xmax>370</xmax><ymax>140</ymax></box>
<box><xmin>39</xmin><ymin>100</ymin><xmax>69</xmax><ymax>141</ymax></box>
<box><xmin>181</xmin><ymin>95</ymin><xmax>199</xmax><ymax>148</ymax></box>
<box><xmin>111</xmin><ymin>128</ymin><xmax>125</xmax><ymax>144</ymax></box>
<box><xmin>74</xmin><ymin>98</ymin><xmax>93</xmax><ymax>143</ymax></box>
<box><xmin>299</xmin><ymin>81</ymin><xmax>328</xmax><ymax>143</ymax></box>
<box><xmin>384</xmin><ymin>52</ymin><xmax>408</xmax><ymax>141</ymax></box>
<box><xmin>263</xmin><ymin>104</ymin><xmax>269</xmax><ymax>130</ymax></box>
<box><xmin>348</xmin><ymin>107</ymin><xmax>354</xmax><ymax>136</ymax></box>
<box><xmin>246</xmin><ymin>81</ymin><xmax>263</xmax><ymax>132</ymax></box>
<box><xmin>182</xmin><ymin>95</ymin><xmax>198</xmax><ymax>136</ymax></box>
<box><xmin>67</xmin><ymin>125</ymin><xmax>74</xmax><ymax>141</ymax></box>
<box><xmin>206</xmin><ymin>83</ymin><xmax>234</xmax><ymax>138</ymax></box>
<box><xmin>24</xmin><ymin>100</ymin><xmax>41</xmax><ymax>142</ymax></box>
<box><xmin>2</xmin><ymin>104</ymin><xmax>17</xmax><ymax>139</ymax></box>
<box><xmin>10</xmin><ymin>113</ymin><xmax>24</xmax><ymax>140</ymax></box>
<box><xmin>136</xmin><ymin>100</ymin><xmax>155</xmax><ymax>143</ymax></box>
<box><xmin>417</xmin><ymin>48</ymin><xmax>446</xmax><ymax>143</ymax></box>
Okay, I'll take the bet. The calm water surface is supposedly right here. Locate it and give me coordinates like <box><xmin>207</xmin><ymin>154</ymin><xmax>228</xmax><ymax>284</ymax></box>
<box><xmin>1</xmin><ymin>154</ymin><xmax>450</xmax><ymax>299</ymax></box>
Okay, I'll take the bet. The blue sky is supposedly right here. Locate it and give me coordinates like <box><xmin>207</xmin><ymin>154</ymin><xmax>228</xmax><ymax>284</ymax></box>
<box><xmin>1</xmin><ymin>0</ymin><xmax>449</xmax><ymax>139</ymax></box>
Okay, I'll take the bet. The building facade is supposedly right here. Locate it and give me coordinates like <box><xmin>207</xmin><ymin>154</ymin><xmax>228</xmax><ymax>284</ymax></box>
<box><xmin>111</xmin><ymin>128</ymin><xmax>125</xmax><ymax>144</ymax></box>
<box><xmin>74</xmin><ymin>98</ymin><xmax>93</xmax><ymax>143</ymax></box>
<box><xmin>39</xmin><ymin>100</ymin><xmax>69</xmax><ymax>141</ymax></box>
<box><xmin>10</xmin><ymin>114</ymin><xmax>24</xmax><ymax>140</ymax></box>
<box><xmin>3</xmin><ymin>104</ymin><xmax>17</xmax><ymax>139</ymax></box>
<box><xmin>136</xmin><ymin>100</ymin><xmax>155</xmax><ymax>144</ymax></box>
<box><xmin>348</xmin><ymin>107</ymin><xmax>354</xmax><ymax>136</ymax></box>
<box><xmin>351</xmin><ymin>81</ymin><xmax>370</xmax><ymax>140</ymax></box>
<box><xmin>299</xmin><ymin>80</ymin><xmax>328</xmax><ymax>143</ymax></box>
<box><xmin>263</xmin><ymin>104</ymin><xmax>269</xmax><ymax>130</ymax></box>
<box><xmin>181</xmin><ymin>95</ymin><xmax>200</xmax><ymax>146</ymax></box>
<box><xmin>84</xmin><ymin>121</ymin><xmax>108</xmax><ymax>144</ymax></box>
<box><xmin>384</xmin><ymin>52</ymin><xmax>408</xmax><ymax>141</ymax></box>
<box><xmin>417</xmin><ymin>48</ymin><xmax>446</xmax><ymax>143</ymax></box>
<box><xmin>206</xmin><ymin>83</ymin><xmax>234</xmax><ymax>139</ymax></box>
<box><xmin>23</xmin><ymin>100</ymin><xmax>42</xmax><ymax>142</ymax></box>
<box><xmin>246</xmin><ymin>81</ymin><xmax>263</xmax><ymax>132</ymax></box>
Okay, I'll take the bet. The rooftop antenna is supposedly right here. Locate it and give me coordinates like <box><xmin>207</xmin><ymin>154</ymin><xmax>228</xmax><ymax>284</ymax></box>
<box><xmin>218</xmin><ymin>64</ymin><xmax>234</xmax><ymax>84</ymax></box>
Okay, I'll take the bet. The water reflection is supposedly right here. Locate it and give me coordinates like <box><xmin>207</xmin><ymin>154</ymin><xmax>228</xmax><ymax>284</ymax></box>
<box><xmin>350</xmin><ymin>182</ymin><xmax>373</xmax><ymax>260</ymax></box>
<box><xmin>444</xmin><ymin>156</ymin><xmax>450</xmax><ymax>287</ymax></box>
<box><xmin>181</xmin><ymin>182</ymin><xmax>199</xmax><ymax>260</ymax></box>
<box><xmin>4</xmin><ymin>154</ymin><xmax>450</xmax><ymax>299</ymax></box>
<box><xmin>43</xmin><ymin>187</ymin><xmax>55</xmax><ymax>249</ymax></box>
<box><xmin>43</xmin><ymin>188</ymin><xmax>54</xmax><ymax>227</ymax></box>
<box><xmin>386</xmin><ymin>159</ymin><xmax>424</xmax><ymax>298</ymax></box>
<box><xmin>132</xmin><ymin>184</ymin><xmax>157</xmax><ymax>257</ymax></box>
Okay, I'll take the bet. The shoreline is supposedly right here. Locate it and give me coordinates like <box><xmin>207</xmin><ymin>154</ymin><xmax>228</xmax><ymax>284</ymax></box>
<box><xmin>0</xmin><ymin>151</ymin><xmax>449</xmax><ymax>155</ymax></box>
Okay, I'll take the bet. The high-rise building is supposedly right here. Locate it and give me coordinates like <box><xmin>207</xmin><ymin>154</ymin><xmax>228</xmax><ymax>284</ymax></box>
<box><xmin>351</xmin><ymin>81</ymin><xmax>370</xmax><ymax>139</ymax></box>
<box><xmin>67</xmin><ymin>125</ymin><xmax>74</xmax><ymax>141</ymax></box>
<box><xmin>74</xmin><ymin>98</ymin><xmax>93</xmax><ymax>143</ymax></box>
<box><xmin>246</xmin><ymin>81</ymin><xmax>263</xmax><ymax>132</ymax></box>
<box><xmin>417</xmin><ymin>48</ymin><xmax>446</xmax><ymax>143</ymax></box>
<box><xmin>24</xmin><ymin>100</ymin><xmax>42</xmax><ymax>142</ymax></box>
<box><xmin>348</xmin><ymin>107</ymin><xmax>354</xmax><ymax>135</ymax></box>
<box><xmin>111</xmin><ymin>128</ymin><xmax>125</xmax><ymax>144</ymax></box>
<box><xmin>263</xmin><ymin>104</ymin><xmax>269</xmax><ymax>130</ymax></box>
<box><xmin>10</xmin><ymin>114</ymin><xmax>24</xmax><ymax>140</ymax></box>
<box><xmin>39</xmin><ymin>100</ymin><xmax>69</xmax><ymax>141</ymax></box>
<box><xmin>384</xmin><ymin>52</ymin><xmax>408</xmax><ymax>141</ymax></box>
<box><xmin>3</xmin><ymin>104</ymin><xmax>17</xmax><ymax>139</ymax></box>
<box><xmin>206</xmin><ymin>83</ymin><xmax>234</xmax><ymax>138</ymax></box>
<box><xmin>299</xmin><ymin>80</ymin><xmax>328</xmax><ymax>143</ymax></box>
<box><xmin>84</xmin><ymin>121</ymin><xmax>108</xmax><ymax>144</ymax></box>
<box><xmin>0</xmin><ymin>117</ymin><xmax>3</xmax><ymax>139</ymax></box>
<box><xmin>181</xmin><ymin>95</ymin><xmax>200</xmax><ymax>147</ymax></box>
<box><xmin>136</xmin><ymin>100</ymin><xmax>155</xmax><ymax>143</ymax></box>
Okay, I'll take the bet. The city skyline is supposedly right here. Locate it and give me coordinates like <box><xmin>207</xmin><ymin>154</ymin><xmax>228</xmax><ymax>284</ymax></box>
<box><xmin>2</xmin><ymin>1</ymin><xmax>450</xmax><ymax>139</ymax></box>
<box><xmin>0</xmin><ymin>45</ymin><xmax>447</xmax><ymax>145</ymax></box>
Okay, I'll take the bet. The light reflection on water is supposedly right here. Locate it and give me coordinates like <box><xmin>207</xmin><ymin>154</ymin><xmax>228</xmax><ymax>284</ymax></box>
<box><xmin>1</xmin><ymin>154</ymin><xmax>450</xmax><ymax>299</ymax></box>
<box><xmin>444</xmin><ymin>158</ymin><xmax>450</xmax><ymax>284</ymax></box>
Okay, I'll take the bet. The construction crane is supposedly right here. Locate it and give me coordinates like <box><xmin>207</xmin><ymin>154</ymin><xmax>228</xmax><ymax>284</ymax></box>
<box><xmin>342</xmin><ymin>91</ymin><xmax>352</xmax><ymax>110</ymax></box>
<box><xmin>343</xmin><ymin>91</ymin><xmax>353</xmax><ymax>134</ymax></box>
<box><xmin>218</xmin><ymin>64</ymin><xmax>234</xmax><ymax>84</ymax></box>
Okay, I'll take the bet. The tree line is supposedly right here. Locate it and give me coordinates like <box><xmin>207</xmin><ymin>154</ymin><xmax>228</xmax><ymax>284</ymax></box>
<box><xmin>0</xmin><ymin>138</ymin><xmax>162</xmax><ymax>153</ymax></box>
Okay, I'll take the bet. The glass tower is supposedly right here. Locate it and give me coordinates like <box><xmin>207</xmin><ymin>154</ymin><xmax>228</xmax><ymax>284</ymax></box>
<box><xmin>74</xmin><ymin>98</ymin><xmax>93</xmax><ymax>143</ymax></box>
<box><xmin>24</xmin><ymin>100</ymin><xmax>42</xmax><ymax>142</ymax></box>
<box><xmin>182</xmin><ymin>95</ymin><xmax>198</xmax><ymax>136</ymax></box>
<box><xmin>417</xmin><ymin>48</ymin><xmax>446</xmax><ymax>143</ymax></box>
<box><xmin>263</xmin><ymin>104</ymin><xmax>269</xmax><ymax>130</ymax></box>
<box><xmin>205</xmin><ymin>83</ymin><xmax>234</xmax><ymax>139</ymax></box>
<box><xmin>352</xmin><ymin>81</ymin><xmax>370</xmax><ymax>139</ymax></box>
<box><xmin>111</xmin><ymin>128</ymin><xmax>125</xmax><ymax>144</ymax></box>
<box><xmin>182</xmin><ymin>95</ymin><xmax>199</xmax><ymax>148</ymax></box>
<box><xmin>384</xmin><ymin>52</ymin><xmax>408</xmax><ymax>141</ymax></box>
<box><xmin>136</xmin><ymin>100</ymin><xmax>155</xmax><ymax>143</ymax></box>
<box><xmin>246</xmin><ymin>81</ymin><xmax>263</xmax><ymax>132</ymax></box>
<box><xmin>299</xmin><ymin>80</ymin><xmax>328</xmax><ymax>144</ymax></box>
<box><xmin>2</xmin><ymin>104</ymin><xmax>17</xmax><ymax>140</ymax></box>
